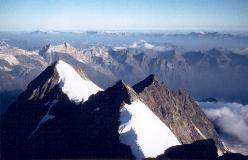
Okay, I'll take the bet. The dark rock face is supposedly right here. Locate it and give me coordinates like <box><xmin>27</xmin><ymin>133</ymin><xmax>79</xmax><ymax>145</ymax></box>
<box><xmin>0</xmin><ymin>89</ymin><xmax>22</xmax><ymax>114</ymax></box>
<box><xmin>156</xmin><ymin>139</ymin><xmax>218</xmax><ymax>160</ymax></box>
<box><xmin>30</xmin><ymin>81</ymin><xmax>136</xmax><ymax>159</ymax></box>
<box><xmin>219</xmin><ymin>153</ymin><xmax>248</xmax><ymax>160</ymax></box>
<box><xmin>0</xmin><ymin>69</ymin><xmax>135</xmax><ymax>159</ymax></box>
<box><xmin>155</xmin><ymin>140</ymin><xmax>248</xmax><ymax>160</ymax></box>
<box><xmin>0</xmin><ymin>62</ymin><xmax>71</xmax><ymax>159</ymax></box>
<box><xmin>29</xmin><ymin>80</ymin><xmax>136</xmax><ymax>159</ymax></box>
<box><xmin>133</xmin><ymin>74</ymin><xmax>155</xmax><ymax>93</ymax></box>
<box><xmin>201</xmin><ymin>97</ymin><xmax>218</xmax><ymax>102</ymax></box>
<box><xmin>133</xmin><ymin>74</ymin><xmax>226</xmax><ymax>153</ymax></box>
<box><xmin>61</xmin><ymin>80</ymin><xmax>136</xmax><ymax>159</ymax></box>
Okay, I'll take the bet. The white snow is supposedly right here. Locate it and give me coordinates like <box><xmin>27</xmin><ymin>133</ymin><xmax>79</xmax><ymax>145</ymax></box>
<box><xmin>129</xmin><ymin>40</ymin><xmax>154</xmax><ymax>49</ymax></box>
<box><xmin>56</xmin><ymin>60</ymin><xmax>102</xmax><ymax>102</ymax></box>
<box><xmin>119</xmin><ymin>100</ymin><xmax>180</xmax><ymax>159</ymax></box>
<box><xmin>113</xmin><ymin>46</ymin><xmax>127</xmax><ymax>51</ymax></box>
<box><xmin>30</xmin><ymin>114</ymin><xmax>55</xmax><ymax>137</ymax></box>
<box><xmin>193</xmin><ymin>124</ymin><xmax>207</xmax><ymax>139</ymax></box>
<box><xmin>218</xmin><ymin>149</ymin><xmax>224</xmax><ymax>156</ymax></box>
<box><xmin>0</xmin><ymin>54</ymin><xmax>20</xmax><ymax>66</ymax></box>
<box><xmin>144</xmin><ymin>42</ymin><xmax>154</xmax><ymax>49</ymax></box>
<box><xmin>0</xmin><ymin>66</ymin><xmax>12</xmax><ymax>71</ymax></box>
<box><xmin>29</xmin><ymin>100</ymin><xmax>58</xmax><ymax>138</ymax></box>
<box><xmin>39</xmin><ymin>114</ymin><xmax>55</xmax><ymax>126</ymax></box>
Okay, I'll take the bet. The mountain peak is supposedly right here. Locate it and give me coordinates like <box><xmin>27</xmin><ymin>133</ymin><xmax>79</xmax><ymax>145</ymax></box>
<box><xmin>146</xmin><ymin>74</ymin><xmax>155</xmax><ymax>81</ymax></box>
<box><xmin>133</xmin><ymin>74</ymin><xmax>156</xmax><ymax>93</ymax></box>
<box><xmin>111</xmin><ymin>80</ymin><xmax>139</xmax><ymax>104</ymax></box>
<box><xmin>54</xmin><ymin>60</ymin><xmax>102</xmax><ymax>102</ymax></box>
<box><xmin>39</xmin><ymin>43</ymin><xmax>76</xmax><ymax>56</ymax></box>
<box><xmin>55</xmin><ymin>60</ymin><xmax>88</xmax><ymax>80</ymax></box>
<box><xmin>18</xmin><ymin>61</ymin><xmax>60</xmax><ymax>101</ymax></box>
<box><xmin>20</xmin><ymin>60</ymin><xmax>101</xmax><ymax>103</ymax></box>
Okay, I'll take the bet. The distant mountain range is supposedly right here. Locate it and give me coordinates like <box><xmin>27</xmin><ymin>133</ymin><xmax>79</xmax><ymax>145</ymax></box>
<box><xmin>167</xmin><ymin>31</ymin><xmax>248</xmax><ymax>38</ymax></box>
<box><xmin>19</xmin><ymin>30</ymin><xmax>248</xmax><ymax>38</ymax></box>
<box><xmin>1</xmin><ymin>31</ymin><xmax>248</xmax><ymax>50</ymax></box>
<box><xmin>0</xmin><ymin>42</ymin><xmax>47</xmax><ymax>113</ymax></box>
<box><xmin>2</xmin><ymin>60</ymin><xmax>247</xmax><ymax>159</ymax></box>
<box><xmin>1</xmin><ymin>41</ymin><xmax>248</xmax><ymax>115</ymax></box>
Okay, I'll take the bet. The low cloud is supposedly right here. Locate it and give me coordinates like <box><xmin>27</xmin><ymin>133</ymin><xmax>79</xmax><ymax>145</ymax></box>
<box><xmin>198</xmin><ymin>101</ymin><xmax>248</xmax><ymax>155</ymax></box>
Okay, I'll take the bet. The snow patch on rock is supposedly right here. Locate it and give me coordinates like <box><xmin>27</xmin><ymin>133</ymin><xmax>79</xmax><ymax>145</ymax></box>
<box><xmin>144</xmin><ymin>42</ymin><xmax>154</xmax><ymax>49</ymax></box>
<box><xmin>0</xmin><ymin>54</ymin><xmax>20</xmax><ymax>66</ymax></box>
<box><xmin>0</xmin><ymin>66</ymin><xmax>12</xmax><ymax>71</ymax></box>
<box><xmin>193</xmin><ymin>123</ymin><xmax>207</xmax><ymax>139</ymax></box>
<box><xmin>29</xmin><ymin>100</ymin><xmax>58</xmax><ymax>138</ymax></box>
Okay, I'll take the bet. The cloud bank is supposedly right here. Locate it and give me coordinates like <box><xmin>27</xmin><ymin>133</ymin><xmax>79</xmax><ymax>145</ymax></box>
<box><xmin>198</xmin><ymin>101</ymin><xmax>248</xmax><ymax>155</ymax></box>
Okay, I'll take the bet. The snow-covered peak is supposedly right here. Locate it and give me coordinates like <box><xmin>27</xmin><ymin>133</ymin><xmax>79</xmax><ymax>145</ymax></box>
<box><xmin>119</xmin><ymin>100</ymin><xmax>180</xmax><ymax>159</ymax></box>
<box><xmin>0</xmin><ymin>42</ymin><xmax>46</xmax><ymax>68</ymax></box>
<box><xmin>55</xmin><ymin>60</ymin><xmax>102</xmax><ymax>102</ymax></box>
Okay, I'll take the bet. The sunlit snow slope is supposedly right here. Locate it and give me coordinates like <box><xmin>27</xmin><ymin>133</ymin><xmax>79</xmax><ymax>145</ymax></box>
<box><xmin>56</xmin><ymin>60</ymin><xmax>102</xmax><ymax>102</ymax></box>
<box><xmin>119</xmin><ymin>100</ymin><xmax>180</xmax><ymax>159</ymax></box>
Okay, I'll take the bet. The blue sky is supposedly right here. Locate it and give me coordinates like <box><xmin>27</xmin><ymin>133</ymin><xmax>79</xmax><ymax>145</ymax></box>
<box><xmin>0</xmin><ymin>0</ymin><xmax>247</xmax><ymax>31</ymax></box>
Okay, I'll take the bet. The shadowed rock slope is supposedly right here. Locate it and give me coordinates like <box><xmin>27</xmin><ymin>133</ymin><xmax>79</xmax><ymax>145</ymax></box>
<box><xmin>156</xmin><ymin>139</ymin><xmax>247</xmax><ymax>160</ymax></box>
<box><xmin>0</xmin><ymin>66</ymin><xmax>137</xmax><ymax>159</ymax></box>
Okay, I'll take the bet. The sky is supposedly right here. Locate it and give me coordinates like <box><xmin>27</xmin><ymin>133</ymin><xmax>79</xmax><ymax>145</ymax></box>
<box><xmin>0</xmin><ymin>0</ymin><xmax>247</xmax><ymax>31</ymax></box>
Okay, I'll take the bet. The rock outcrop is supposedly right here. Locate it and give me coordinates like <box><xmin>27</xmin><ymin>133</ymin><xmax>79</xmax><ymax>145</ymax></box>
<box><xmin>156</xmin><ymin>139</ymin><xmax>218</xmax><ymax>160</ymax></box>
